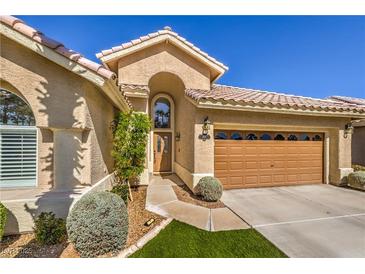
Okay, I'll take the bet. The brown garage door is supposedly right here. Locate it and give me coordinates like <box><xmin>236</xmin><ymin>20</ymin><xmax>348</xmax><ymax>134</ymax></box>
<box><xmin>214</xmin><ymin>130</ymin><xmax>323</xmax><ymax>189</ymax></box>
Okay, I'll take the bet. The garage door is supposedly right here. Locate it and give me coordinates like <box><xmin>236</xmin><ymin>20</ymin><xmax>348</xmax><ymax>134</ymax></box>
<box><xmin>214</xmin><ymin>130</ymin><xmax>323</xmax><ymax>189</ymax></box>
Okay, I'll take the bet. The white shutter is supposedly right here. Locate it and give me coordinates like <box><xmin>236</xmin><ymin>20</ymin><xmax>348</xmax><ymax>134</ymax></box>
<box><xmin>0</xmin><ymin>126</ymin><xmax>37</xmax><ymax>188</ymax></box>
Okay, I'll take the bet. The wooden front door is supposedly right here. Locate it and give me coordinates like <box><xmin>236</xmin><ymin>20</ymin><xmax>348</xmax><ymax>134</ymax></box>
<box><xmin>153</xmin><ymin>132</ymin><xmax>172</xmax><ymax>172</ymax></box>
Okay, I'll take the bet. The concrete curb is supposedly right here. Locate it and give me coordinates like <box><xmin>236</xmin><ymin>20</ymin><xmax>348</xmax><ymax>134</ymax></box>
<box><xmin>117</xmin><ymin>218</ymin><xmax>173</xmax><ymax>258</ymax></box>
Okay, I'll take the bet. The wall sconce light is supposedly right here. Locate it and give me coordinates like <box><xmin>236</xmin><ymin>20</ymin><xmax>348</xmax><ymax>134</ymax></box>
<box><xmin>175</xmin><ymin>132</ymin><xmax>181</xmax><ymax>141</ymax></box>
<box><xmin>199</xmin><ymin>116</ymin><xmax>212</xmax><ymax>141</ymax></box>
<box><xmin>344</xmin><ymin>122</ymin><xmax>354</xmax><ymax>139</ymax></box>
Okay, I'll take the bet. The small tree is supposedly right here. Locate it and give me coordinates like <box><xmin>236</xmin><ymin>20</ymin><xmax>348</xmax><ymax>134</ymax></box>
<box><xmin>112</xmin><ymin>111</ymin><xmax>151</xmax><ymax>200</ymax></box>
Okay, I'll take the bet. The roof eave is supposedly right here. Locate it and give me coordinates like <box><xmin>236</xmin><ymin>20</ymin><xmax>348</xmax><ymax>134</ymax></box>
<box><xmin>98</xmin><ymin>35</ymin><xmax>227</xmax><ymax>82</ymax></box>
<box><xmin>186</xmin><ymin>96</ymin><xmax>365</xmax><ymax>119</ymax></box>
<box><xmin>1</xmin><ymin>22</ymin><xmax>130</xmax><ymax>112</ymax></box>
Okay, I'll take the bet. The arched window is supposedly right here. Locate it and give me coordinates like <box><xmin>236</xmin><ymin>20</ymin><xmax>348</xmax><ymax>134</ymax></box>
<box><xmin>274</xmin><ymin>134</ymin><xmax>285</xmax><ymax>140</ymax></box>
<box><xmin>260</xmin><ymin>133</ymin><xmax>272</xmax><ymax>140</ymax></box>
<box><xmin>0</xmin><ymin>89</ymin><xmax>35</xmax><ymax>126</ymax></box>
<box><xmin>246</xmin><ymin>133</ymin><xmax>258</xmax><ymax>140</ymax></box>
<box><xmin>215</xmin><ymin>132</ymin><xmax>228</xmax><ymax>140</ymax></box>
<box><xmin>154</xmin><ymin>97</ymin><xmax>171</xmax><ymax>128</ymax></box>
<box><xmin>312</xmin><ymin>134</ymin><xmax>322</xmax><ymax>141</ymax></box>
<box><xmin>231</xmin><ymin>132</ymin><xmax>243</xmax><ymax>140</ymax></box>
<box><xmin>299</xmin><ymin>134</ymin><xmax>311</xmax><ymax>141</ymax></box>
<box><xmin>287</xmin><ymin>134</ymin><xmax>298</xmax><ymax>141</ymax></box>
<box><xmin>0</xmin><ymin>89</ymin><xmax>37</xmax><ymax>188</ymax></box>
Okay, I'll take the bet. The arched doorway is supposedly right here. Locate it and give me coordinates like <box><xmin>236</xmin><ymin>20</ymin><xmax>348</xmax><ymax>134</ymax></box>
<box><xmin>0</xmin><ymin>88</ymin><xmax>37</xmax><ymax>188</ymax></box>
<box><xmin>151</xmin><ymin>94</ymin><xmax>174</xmax><ymax>173</ymax></box>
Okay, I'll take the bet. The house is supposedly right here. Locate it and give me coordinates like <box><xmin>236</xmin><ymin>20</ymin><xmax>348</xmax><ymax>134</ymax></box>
<box><xmin>1</xmin><ymin>16</ymin><xmax>365</xmax><ymax>234</ymax></box>
<box><xmin>328</xmin><ymin>96</ymin><xmax>365</xmax><ymax>166</ymax></box>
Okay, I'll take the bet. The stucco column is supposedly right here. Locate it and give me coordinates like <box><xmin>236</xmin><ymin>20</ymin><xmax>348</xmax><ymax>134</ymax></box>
<box><xmin>336</xmin><ymin>128</ymin><xmax>353</xmax><ymax>185</ymax></box>
<box><xmin>53</xmin><ymin>129</ymin><xmax>84</xmax><ymax>190</ymax></box>
<box><xmin>193</xmin><ymin>122</ymin><xmax>214</xmax><ymax>188</ymax></box>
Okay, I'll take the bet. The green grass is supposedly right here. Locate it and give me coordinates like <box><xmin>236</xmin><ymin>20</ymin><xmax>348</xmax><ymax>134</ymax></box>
<box><xmin>130</xmin><ymin>220</ymin><xmax>287</xmax><ymax>258</ymax></box>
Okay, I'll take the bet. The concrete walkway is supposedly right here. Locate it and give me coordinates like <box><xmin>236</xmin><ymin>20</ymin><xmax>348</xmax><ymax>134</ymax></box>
<box><xmin>146</xmin><ymin>175</ymin><xmax>249</xmax><ymax>231</ymax></box>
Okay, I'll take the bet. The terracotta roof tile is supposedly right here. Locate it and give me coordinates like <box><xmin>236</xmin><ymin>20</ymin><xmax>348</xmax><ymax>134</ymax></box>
<box><xmin>0</xmin><ymin>15</ymin><xmax>115</xmax><ymax>80</ymax></box>
<box><xmin>96</xmin><ymin>26</ymin><xmax>228</xmax><ymax>71</ymax></box>
<box><xmin>186</xmin><ymin>84</ymin><xmax>365</xmax><ymax>114</ymax></box>
<box><xmin>328</xmin><ymin>96</ymin><xmax>365</xmax><ymax>106</ymax></box>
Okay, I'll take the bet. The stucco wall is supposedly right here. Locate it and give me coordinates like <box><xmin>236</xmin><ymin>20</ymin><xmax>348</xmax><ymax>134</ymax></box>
<box><xmin>118</xmin><ymin>43</ymin><xmax>211</xmax><ymax>90</ymax></box>
<box><xmin>352</xmin><ymin>126</ymin><xmax>365</xmax><ymax>166</ymax></box>
<box><xmin>1</xmin><ymin>36</ymin><xmax>116</xmax><ymax>190</ymax></box>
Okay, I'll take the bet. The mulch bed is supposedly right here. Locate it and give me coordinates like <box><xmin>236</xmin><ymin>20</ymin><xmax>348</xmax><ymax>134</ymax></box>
<box><xmin>172</xmin><ymin>184</ymin><xmax>225</xmax><ymax>209</ymax></box>
<box><xmin>0</xmin><ymin>186</ymin><xmax>164</xmax><ymax>258</ymax></box>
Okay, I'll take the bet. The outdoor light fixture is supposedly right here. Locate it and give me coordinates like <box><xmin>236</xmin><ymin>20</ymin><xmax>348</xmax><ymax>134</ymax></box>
<box><xmin>175</xmin><ymin>131</ymin><xmax>181</xmax><ymax>141</ymax></box>
<box><xmin>344</xmin><ymin>122</ymin><xmax>354</xmax><ymax>139</ymax></box>
<box><xmin>199</xmin><ymin>116</ymin><xmax>212</xmax><ymax>141</ymax></box>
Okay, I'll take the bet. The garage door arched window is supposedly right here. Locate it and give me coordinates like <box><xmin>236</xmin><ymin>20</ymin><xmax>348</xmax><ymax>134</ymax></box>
<box><xmin>312</xmin><ymin>134</ymin><xmax>322</xmax><ymax>141</ymax></box>
<box><xmin>0</xmin><ymin>89</ymin><xmax>37</xmax><ymax>188</ymax></box>
<box><xmin>260</xmin><ymin>133</ymin><xmax>272</xmax><ymax>140</ymax></box>
<box><xmin>215</xmin><ymin>132</ymin><xmax>228</xmax><ymax>140</ymax></box>
<box><xmin>231</xmin><ymin>132</ymin><xmax>243</xmax><ymax>140</ymax></box>
<box><xmin>274</xmin><ymin>134</ymin><xmax>285</xmax><ymax>140</ymax></box>
<box><xmin>300</xmin><ymin>134</ymin><xmax>311</xmax><ymax>141</ymax></box>
<box><xmin>246</xmin><ymin>133</ymin><xmax>258</xmax><ymax>140</ymax></box>
<box><xmin>287</xmin><ymin>134</ymin><xmax>298</xmax><ymax>141</ymax></box>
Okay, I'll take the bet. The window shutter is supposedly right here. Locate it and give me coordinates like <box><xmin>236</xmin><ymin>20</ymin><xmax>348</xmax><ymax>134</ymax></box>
<box><xmin>0</xmin><ymin>127</ymin><xmax>37</xmax><ymax>187</ymax></box>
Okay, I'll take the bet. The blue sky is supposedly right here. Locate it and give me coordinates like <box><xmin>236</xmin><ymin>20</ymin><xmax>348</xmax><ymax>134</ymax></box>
<box><xmin>19</xmin><ymin>16</ymin><xmax>365</xmax><ymax>99</ymax></box>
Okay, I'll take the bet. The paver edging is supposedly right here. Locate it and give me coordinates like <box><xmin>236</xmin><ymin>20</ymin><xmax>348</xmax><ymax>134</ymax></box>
<box><xmin>117</xmin><ymin>218</ymin><xmax>173</xmax><ymax>258</ymax></box>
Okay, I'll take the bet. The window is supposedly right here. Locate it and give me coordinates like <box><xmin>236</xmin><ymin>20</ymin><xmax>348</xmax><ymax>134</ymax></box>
<box><xmin>299</xmin><ymin>134</ymin><xmax>310</xmax><ymax>141</ymax></box>
<box><xmin>154</xmin><ymin>97</ymin><xmax>170</xmax><ymax>128</ymax></box>
<box><xmin>215</xmin><ymin>132</ymin><xmax>228</xmax><ymax>140</ymax></box>
<box><xmin>0</xmin><ymin>89</ymin><xmax>35</xmax><ymax>126</ymax></box>
<box><xmin>246</xmin><ymin>133</ymin><xmax>257</xmax><ymax>140</ymax></box>
<box><xmin>260</xmin><ymin>133</ymin><xmax>272</xmax><ymax>140</ymax></box>
<box><xmin>287</xmin><ymin>134</ymin><xmax>298</xmax><ymax>141</ymax></box>
<box><xmin>312</xmin><ymin>134</ymin><xmax>322</xmax><ymax>141</ymax></box>
<box><xmin>231</xmin><ymin>132</ymin><xmax>243</xmax><ymax>140</ymax></box>
<box><xmin>0</xmin><ymin>89</ymin><xmax>37</xmax><ymax>188</ymax></box>
<box><xmin>274</xmin><ymin>134</ymin><xmax>285</xmax><ymax>140</ymax></box>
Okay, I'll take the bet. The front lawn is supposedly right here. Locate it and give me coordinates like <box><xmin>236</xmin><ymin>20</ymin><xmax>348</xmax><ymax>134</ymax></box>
<box><xmin>130</xmin><ymin>220</ymin><xmax>287</xmax><ymax>258</ymax></box>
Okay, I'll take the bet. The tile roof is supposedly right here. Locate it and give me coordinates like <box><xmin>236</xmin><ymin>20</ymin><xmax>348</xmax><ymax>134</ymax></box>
<box><xmin>327</xmin><ymin>96</ymin><xmax>365</xmax><ymax>106</ymax></box>
<box><xmin>186</xmin><ymin>84</ymin><xmax>365</xmax><ymax>114</ymax></box>
<box><xmin>96</xmin><ymin>26</ymin><xmax>228</xmax><ymax>70</ymax></box>
<box><xmin>0</xmin><ymin>15</ymin><xmax>115</xmax><ymax>80</ymax></box>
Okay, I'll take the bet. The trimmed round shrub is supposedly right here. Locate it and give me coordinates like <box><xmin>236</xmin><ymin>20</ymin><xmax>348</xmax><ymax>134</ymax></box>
<box><xmin>110</xmin><ymin>183</ymin><xmax>129</xmax><ymax>206</ymax></box>
<box><xmin>0</xmin><ymin>202</ymin><xmax>7</xmax><ymax>241</ymax></box>
<box><xmin>348</xmin><ymin>171</ymin><xmax>365</xmax><ymax>191</ymax></box>
<box><xmin>195</xmin><ymin>176</ymin><xmax>223</xmax><ymax>202</ymax></box>
<box><xmin>67</xmin><ymin>191</ymin><xmax>128</xmax><ymax>257</ymax></box>
<box><xmin>34</xmin><ymin>212</ymin><xmax>67</xmax><ymax>245</ymax></box>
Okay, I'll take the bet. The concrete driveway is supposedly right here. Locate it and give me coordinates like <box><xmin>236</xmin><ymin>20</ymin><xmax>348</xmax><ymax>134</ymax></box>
<box><xmin>221</xmin><ymin>184</ymin><xmax>365</xmax><ymax>258</ymax></box>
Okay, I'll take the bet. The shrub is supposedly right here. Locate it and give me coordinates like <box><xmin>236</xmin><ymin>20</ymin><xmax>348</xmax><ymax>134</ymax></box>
<box><xmin>112</xmin><ymin>112</ymin><xmax>151</xmax><ymax>184</ymax></box>
<box><xmin>348</xmin><ymin>171</ymin><xmax>365</xmax><ymax>191</ymax></box>
<box><xmin>195</xmin><ymin>176</ymin><xmax>223</xmax><ymax>202</ymax></box>
<box><xmin>34</xmin><ymin>212</ymin><xmax>67</xmax><ymax>245</ymax></box>
<box><xmin>352</xmin><ymin>164</ymin><xmax>365</xmax><ymax>172</ymax></box>
<box><xmin>110</xmin><ymin>183</ymin><xmax>129</xmax><ymax>206</ymax></box>
<box><xmin>0</xmin><ymin>202</ymin><xmax>7</xmax><ymax>241</ymax></box>
<box><xmin>67</xmin><ymin>191</ymin><xmax>128</xmax><ymax>257</ymax></box>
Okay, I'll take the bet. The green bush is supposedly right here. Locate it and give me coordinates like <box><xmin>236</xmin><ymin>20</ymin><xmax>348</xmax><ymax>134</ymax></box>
<box><xmin>67</xmin><ymin>191</ymin><xmax>129</xmax><ymax>257</ymax></box>
<box><xmin>352</xmin><ymin>164</ymin><xmax>365</xmax><ymax>172</ymax></box>
<box><xmin>110</xmin><ymin>183</ymin><xmax>129</xmax><ymax>206</ymax></box>
<box><xmin>195</xmin><ymin>176</ymin><xmax>223</xmax><ymax>202</ymax></box>
<box><xmin>348</xmin><ymin>171</ymin><xmax>365</xmax><ymax>190</ymax></box>
<box><xmin>0</xmin><ymin>202</ymin><xmax>7</xmax><ymax>241</ymax></box>
<box><xmin>34</xmin><ymin>212</ymin><xmax>67</xmax><ymax>245</ymax></box>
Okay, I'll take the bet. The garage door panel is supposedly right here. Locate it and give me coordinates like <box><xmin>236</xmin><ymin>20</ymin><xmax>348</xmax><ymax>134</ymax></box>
<box><xmin>214</xmin><ymin>133</ymin><xmax>323</xmax><ymax>189</ymax></box>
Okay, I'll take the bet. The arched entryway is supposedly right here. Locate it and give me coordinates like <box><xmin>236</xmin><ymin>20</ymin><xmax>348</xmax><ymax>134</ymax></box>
<box><xmin>0</xmin><ymin>88</ymin><xmax>37</xmax><ymax>188</ymax></box>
